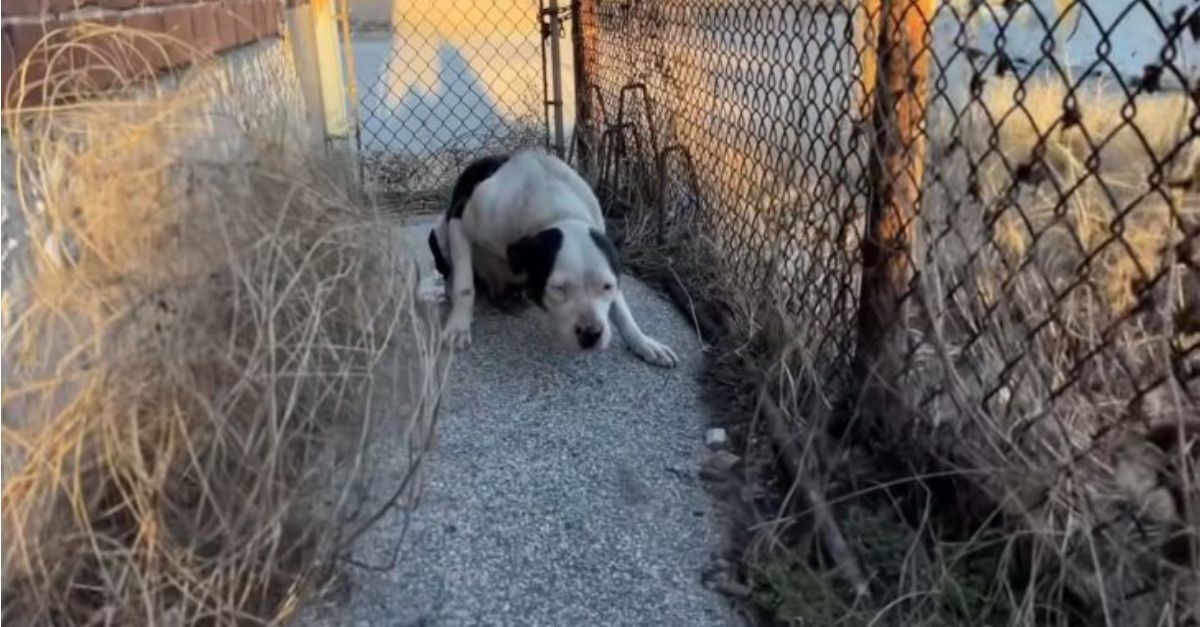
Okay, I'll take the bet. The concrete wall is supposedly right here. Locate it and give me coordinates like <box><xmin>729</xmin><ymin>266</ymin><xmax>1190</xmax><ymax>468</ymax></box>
<box><xmin>2</xmin><ymin>29</ymin><xmax>324</xmax><ymax>282</ymax></box>
<box><xmin>3</xmin><ymin>0</ymin><xmax>286</xmax><ymax>103</ymax></box>
<box><xmin>0</xmin><ymin>0</ymin><xmax>340</xmax><ymax>140</ymax></box>
<box><xmin>1</xmin><ymin>1</ymin><xmax>349</xmax><ymax>449</ymax></box>
<box><xmin>0</xmin><ymin>0</ymin><xmax>352</xmax><ymax>280</ymax></box>
<box><xmin>0</xmin><ymin>27</ymin><xmax>344</xmax><ymax>488</ymax></box>
<box><xmin>348</xmin><ymin>0</ymin><xmax>389</xmax><ymax>23</ymax></box>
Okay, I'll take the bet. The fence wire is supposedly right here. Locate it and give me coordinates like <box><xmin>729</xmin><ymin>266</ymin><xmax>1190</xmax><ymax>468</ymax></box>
<box><xmin>575</xmin><ymin>0</ymin><xmax>1199</xmax><ymax>620</ymax></box>
<box><xmin>578</xmin><ymin>0</ymin><xmax>872</xmax><ymax>388</ymax></box>
<box><xmin>352</xmin><ymin>1</ymin><xmax>549</xmax><ymax>207</ymax></box>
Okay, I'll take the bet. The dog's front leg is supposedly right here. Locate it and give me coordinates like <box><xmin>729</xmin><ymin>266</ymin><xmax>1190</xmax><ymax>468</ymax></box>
<box><xmin>444</xmin><ymin>219</ymin><xmax>475</xmax><ymax>349</ymax></box>
<box><xmin>611</xmin><ymin>290</ymin><xmax>679</xmax><ymax>367</ymax></box>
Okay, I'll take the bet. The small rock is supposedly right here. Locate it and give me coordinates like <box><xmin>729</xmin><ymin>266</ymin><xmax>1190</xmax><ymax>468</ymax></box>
<box><xmin>708</xmin><ymin>450</ymin><xmax>740</xmax><ymax>472</ymax></box>
<box><xmin>699</xmin><ymin>451</ymin><xmax>740</xmax><ymax>481</ymax></box>
<box><xmin>714</xmin><ymin>580</ymin><xmax>753</xmax><ymax>599</ymax></box>
<box><xmin>704</xmin><ymin>428</ymin><xmax>729</xmax><ymax>450</ymax></box>
<box><xmin>664</xmin><ymin>463</ymin><xmax>690</xmax><ymax>479</ymax></box>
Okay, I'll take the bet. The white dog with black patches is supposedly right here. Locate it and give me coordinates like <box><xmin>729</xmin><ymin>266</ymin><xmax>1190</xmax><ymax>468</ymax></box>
<box><xmin>427</xmin><ymin>149</ymin><xmax>679</xmax><ymax>367</ymax></box>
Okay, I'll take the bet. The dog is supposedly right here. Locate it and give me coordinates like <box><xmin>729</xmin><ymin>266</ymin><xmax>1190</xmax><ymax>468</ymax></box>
<box><xmin>427</xmin><ymin>149</ymin><xmax>678</xmax><ymax>368</ymax></box>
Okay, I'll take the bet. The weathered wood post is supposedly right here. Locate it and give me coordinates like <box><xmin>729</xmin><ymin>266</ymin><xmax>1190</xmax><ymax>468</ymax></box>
<box><xmin>854</xmin><ymin>0</ymin><xmax>933</xmax><ymax>389</ymax></box>
<box><xmin>310</xmin><ymin>0</ymin><xmax>350</xmax><ymax>139</ymax></box>
<box><xmin>855</xmin><ymin>0</ymin><xmax>881</xmax><ymax>122</ymax></box>
<box><xmin>570</xmin><ymin>0</ymin><xmax>598</xmax><ymax>175</ymax></box>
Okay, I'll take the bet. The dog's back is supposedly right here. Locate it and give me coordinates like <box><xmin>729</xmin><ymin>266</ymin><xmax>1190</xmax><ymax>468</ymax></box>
<box><xmin>428</xmin><ymin>150</ymin><xmax>600</xmax><ymax>281</ymax></box>
<box><xmin>473</xmin><ymin>150</ymin><xmax>603</xmax><ymax>235</ymax></box>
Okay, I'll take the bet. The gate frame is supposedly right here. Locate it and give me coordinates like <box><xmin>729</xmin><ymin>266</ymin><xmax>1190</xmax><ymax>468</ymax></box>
<box><xmin>540</xmin><ymin>0</ymin><xmax>568</xmax><ymax>158</ymax></box>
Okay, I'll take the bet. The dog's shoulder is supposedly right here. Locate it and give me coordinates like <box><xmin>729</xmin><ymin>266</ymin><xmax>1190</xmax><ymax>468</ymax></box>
<box><xmin>510</xmin><ymin>150</ymin><xmax>605</xmax><ymax>230</ymax></box>
<box><xmin>447</xmin><ymin>154</ymin><xmax>510</xmax><ymax>220</ymax></box>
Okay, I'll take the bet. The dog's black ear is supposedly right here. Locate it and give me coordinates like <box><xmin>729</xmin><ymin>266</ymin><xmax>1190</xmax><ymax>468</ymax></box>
<box><xmin>507</xmin><ymin>228</ymin><xmax>562</xmax><ymax>275</ymax></box>
<box><xmin>507</xmin><ymin>228</ymin><xmax>563</xmax><ymax>307</ymax></box>
<box><xmin>428</xmin><ymin>229</ymin><xmax>451</xmax><ymax>279</ymax></box>
<box><xmin>589</xmin><ymin>229</ymin><xmax>622</xmax><ymax>276</ymax></box>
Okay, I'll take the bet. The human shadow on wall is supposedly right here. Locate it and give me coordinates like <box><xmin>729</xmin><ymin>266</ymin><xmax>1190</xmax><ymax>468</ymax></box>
<box><xmin>374</xmin><ymin>41</ymin><xmax>505</xmax><ymax>153</ymax></box>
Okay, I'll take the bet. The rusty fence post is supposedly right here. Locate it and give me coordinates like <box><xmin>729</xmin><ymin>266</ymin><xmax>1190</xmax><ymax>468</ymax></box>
<box><xmin>854</xmin><ymin>0</ymin><xmax>933</xmax><ymax>389</ymax></box>
<box><xmin>570</xmin><ymin>0</ymin><xmax>597</xmax><ymax>176</ymax></box>
<box><xmin>854</xmin><ymin>0</ymin><xmax>881</xmax><ymax>123</ymax></box>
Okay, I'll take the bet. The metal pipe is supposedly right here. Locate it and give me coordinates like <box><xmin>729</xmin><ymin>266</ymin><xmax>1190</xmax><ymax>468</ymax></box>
<box><xmin>540</xmin><ymin>0</ymin><xmax>552</xmax><ymax>151</ymax></box>
<box><xmin>546</xmin><ymin>0</ymin><xmax>566</xmax><ymax>157</ymax></box>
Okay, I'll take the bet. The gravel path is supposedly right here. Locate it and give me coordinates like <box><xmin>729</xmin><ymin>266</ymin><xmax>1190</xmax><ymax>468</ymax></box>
<box><xmin>305</xmin><ymin>218</ymin><xmax>738</xmax><ymax>626</ymax></box>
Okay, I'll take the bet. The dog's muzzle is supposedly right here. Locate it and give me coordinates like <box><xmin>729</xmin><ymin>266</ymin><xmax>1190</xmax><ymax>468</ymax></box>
<box><xmin>575</xmin><ymin>324</ymin><xmax>604</xmax><ymax>350</ymax></box>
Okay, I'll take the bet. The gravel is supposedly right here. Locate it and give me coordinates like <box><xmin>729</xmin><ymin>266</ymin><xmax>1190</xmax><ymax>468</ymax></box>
<box><xmin>301</xmin><ymin>218</ymin><xmax>740</xmax><ymax>626</ymax></box>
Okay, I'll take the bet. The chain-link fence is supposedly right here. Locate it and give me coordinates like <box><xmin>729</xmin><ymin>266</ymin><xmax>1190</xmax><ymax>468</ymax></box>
<box><xmin>573</xmin><ymin>0</ymin><xmax>1199</xmax><ymax>622</ymax></box>
<box><xmin>351</xmin><ymin>0</ymin><xmax>560</xmax><ymax>208</ymax></box>
<box><xmin>576</xmin><ymin>0</ymin><xmax>872</xmax><ymax>396</ymax></box>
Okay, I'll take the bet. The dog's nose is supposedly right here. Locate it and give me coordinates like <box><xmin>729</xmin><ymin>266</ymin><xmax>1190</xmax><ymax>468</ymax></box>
<box><xmin>576</xmin><ymin>325</ymin><xmax>603</xmax><ymax>349</ymax></box>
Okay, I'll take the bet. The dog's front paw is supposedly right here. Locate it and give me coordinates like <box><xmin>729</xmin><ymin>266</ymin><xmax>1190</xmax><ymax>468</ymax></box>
<box><xmin>444</xmin><ymin>316</ymin><xmax>473</xmax><ymax>350</ymax></box>
<box><xmin>630</xmin><ymin>335</ymin><xmax>679</xmax><ymax>368</ymax></box>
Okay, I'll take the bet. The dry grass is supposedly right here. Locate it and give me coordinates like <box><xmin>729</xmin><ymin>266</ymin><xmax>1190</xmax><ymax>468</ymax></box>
<box><xmin>897</xmin><ymin>74</ymin><xmax>1200</xmax><ymax>624</ymax></box>
<box><xmin>608</xmin><ymin>66</ymin><xmax>1199</xmax><ymax>625</ymax></box>
<box><xmin>957</xmin><ymin>75</ymin><xmax>1196</xmax><ymax>308</ymax></box>
<box><xmin>2</xmin><ymin>25</ymin><xmax>446</xmax><ymax>625</ymax></box>
<box><xmin>582</xmin><ymin>0</ymin><xmax>1197</xmax><ymax>617</ymax></box>
<box><xmin>361</xmin><ymin>117</ymin><xmax>543</xmax><ymax>213</ymax></box>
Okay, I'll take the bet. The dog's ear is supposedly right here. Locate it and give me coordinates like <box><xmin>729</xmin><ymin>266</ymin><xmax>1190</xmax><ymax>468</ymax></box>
<box><xmin>507</xmin><ymin>228</ymin><xmax>563</xmax><ymax>307</ymax></box>
<box><xmin>588</xmin><ymin>229</ymin><xmax>622</xmax><ymax>276</ymax></box>
<box><xmin>507</xmin><ymin>228</ymin><xmax>562</xmax><ymax>275</ymax></box>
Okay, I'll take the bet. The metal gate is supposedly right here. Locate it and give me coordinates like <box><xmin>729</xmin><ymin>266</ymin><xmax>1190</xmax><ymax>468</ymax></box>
<box><xmin>344</xmin><ymin>0</ymin><xmax>572</xmax><ymax>210</ymax></box>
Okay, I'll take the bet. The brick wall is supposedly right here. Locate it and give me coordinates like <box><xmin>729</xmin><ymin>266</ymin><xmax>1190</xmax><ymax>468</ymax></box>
<box><xmin>2</xmin><ymin>0</ymin><xmax>309</xmax><ymax>104</ymax></box>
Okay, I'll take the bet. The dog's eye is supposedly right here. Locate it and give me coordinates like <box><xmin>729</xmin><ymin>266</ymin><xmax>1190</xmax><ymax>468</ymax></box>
<box><xmin>602</xmin><ymin>283</ymin><xmax>614</xmax><ymax>291</ymax></box>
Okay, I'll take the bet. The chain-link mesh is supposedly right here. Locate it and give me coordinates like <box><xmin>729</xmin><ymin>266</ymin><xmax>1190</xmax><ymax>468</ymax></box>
<box><xmin>578</xmin><ymin>0</ymin><xmax>872</xmax><ymax>388</ymax></box>
<box><xmin>575</xmin><ymin>0</ymin><xmax>1199</xmax><ymax>619</ymax></box>
<box><xmin>351</xmin><ymin>0</ymin><xmax>551</xmax><ymax>207</ymax></box>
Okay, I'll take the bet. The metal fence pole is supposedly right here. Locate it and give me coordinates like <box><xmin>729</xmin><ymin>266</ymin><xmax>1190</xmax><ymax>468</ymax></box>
<box><xmin>543</xmin><ymin>0</ymin><xmax>567</xmax><ymax>157</ymax></box>
<box><xmin>854</xmin><ymin>0</ymin><xmax>932</xmax><ymax>384</ymax></box>
<box><xmin>335</xmin><ymin>0</ymin><xmax>364</xmax><ymax>186</ymax></box>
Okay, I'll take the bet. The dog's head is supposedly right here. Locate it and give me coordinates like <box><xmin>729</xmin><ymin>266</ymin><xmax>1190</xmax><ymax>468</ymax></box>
<box><xmin>508</xmin><ymin>221</ymin><xmax>621</xmax><ymax>351</ymax></box>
